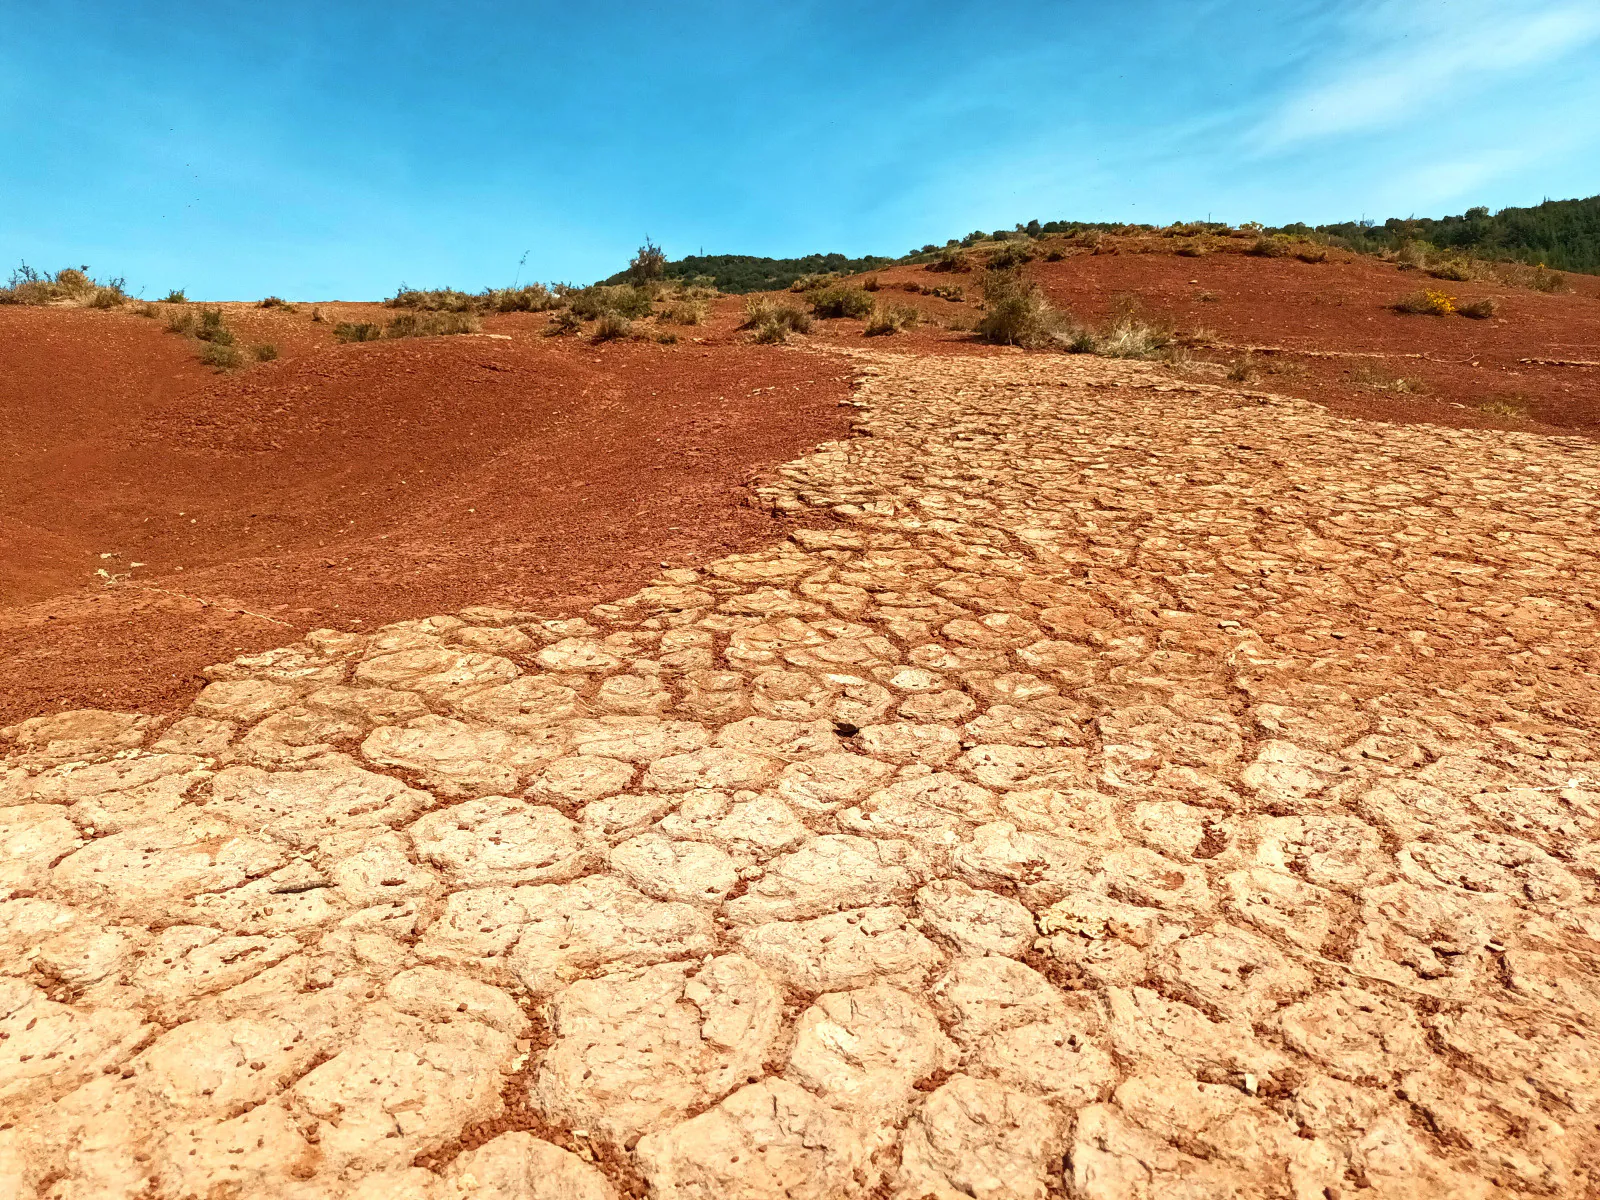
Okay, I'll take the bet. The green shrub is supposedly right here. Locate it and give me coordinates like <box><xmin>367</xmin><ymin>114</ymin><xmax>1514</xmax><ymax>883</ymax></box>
<box><xmin>628</xmin><ymin>239</ymin><xmax>667</xmax><ymax>284</ymax></box>
<box><xmin>927</xmin><ymin>247</ymin><xmax>972</xmax><ymax>274</ymax></box>
<box><xmin>484</xmin><ymin>284</ymin><xmax>561</xmax><ymax>312</ymax></box>
<box><xmin>864</xmin><ymin>302</ymin><xmax>921</xmax><ymax>336</ymax></box>
<box><xmin>988</xmin><ymin>242</ymin><xmax>1036</xmax><ymax>269</ymax></box>
<box><xmin>1395</xmin><ymin>241</ymin><xmax>1428</xmax><ymax>271</ymax></box>
<box><xmin>162</xmin><ymin>289</ymin><xmax>188</xmax><ymax>303</ymax></box>
<box><xmin>388</xmin><ymin>286</ymin><xmax>479</xmax><ymax>312</ymax></box>
<box><xmin>569</xmin><ymin>285</ymin><xmax>654</xmax><ymax>320</ymax></box>
<box><xmin>199</xmin><ymin>341</ymin><xmax>243</xmax><ymax>370</ymax></box>
<box><xmin>195</xmin><ymin>308</ymin><xmax>233</xmax><ymax>344</ymax></box>
<box><xmin>593</xmin><ymin>312</ymin><xmax>632</xmax><ymax>342</ymax></box>
<box><xmin>810</xmin><ymin>287</ymin><xmax>874</xmax><ymax>319</ymax></box>
<box><xmin>789</xmin><ymin>273</ymin><xmax>835</xmax><ymax>293</ymax></box>
<box><xmin>386</xmin><ymin>311</ymin><xmax>480</xmax><ymax>338</ymax></box>
<box><xmin>253</xmin><ymin>343</ymin><xmax>280</xmax><ymax>361</ymax></box>
<box><xmin>334</xmin><ymin>322</ymin><xmax>384</xmax><ymax>343</ymax></box>
<box><xmin>545</xmin><ymin>308</ymin><xmax>582</xmax><ymax>336</ymax></box>
<box><xmin>975</xmin><ymin>270</ymin><xmax>1062</xmax><ymax>347</ymax></box>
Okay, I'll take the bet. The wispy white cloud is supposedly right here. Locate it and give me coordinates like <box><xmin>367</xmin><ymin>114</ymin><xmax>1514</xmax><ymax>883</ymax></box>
<box><xmin>1256</xmin><ymin>0</ymin><xmax>1600</xmax><ymax>148</ymax></box>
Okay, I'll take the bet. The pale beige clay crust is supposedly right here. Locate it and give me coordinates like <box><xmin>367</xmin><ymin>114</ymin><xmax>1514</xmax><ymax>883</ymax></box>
<box><xmin>3</xmin><ymin>348</ymin><xmax>1598</xmax><ymax>1198</ymax></box>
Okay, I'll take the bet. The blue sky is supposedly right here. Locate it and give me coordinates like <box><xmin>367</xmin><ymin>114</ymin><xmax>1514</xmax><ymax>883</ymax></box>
<box><xmin>3</xmin><ymin>0</ymin><xmax>1597</xmax><ymax>298</ymax></box>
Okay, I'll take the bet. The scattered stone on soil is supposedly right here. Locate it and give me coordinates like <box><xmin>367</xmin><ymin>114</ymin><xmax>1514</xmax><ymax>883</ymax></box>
<box><xmin>3</xmin><ymin>347</ymin><xmax>1599</xmax><ymax>1197</ymax></box>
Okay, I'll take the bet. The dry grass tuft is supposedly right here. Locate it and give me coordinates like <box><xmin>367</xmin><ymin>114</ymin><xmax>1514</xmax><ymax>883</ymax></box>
<box><xmin>385</xmin><ymin>311</ymin><xmax>480</xmax><ymax>338</ymax></box>
<box><xmin>1457</xmin><ymin>296</ymin><xmax>1500</xmax><ymax>320</ymax></box>
<box><xmin>1084</xmin><ymin>301</ymin><xmax>1177</xmax><ymax>358</ymax></box>
<box><xmin>745</xmin><ymin>299</ymin><xmax>814</xmax><ymax>343</ymax></box>
<box><xmin>976</xmin><ymin>270</ymin><xmax>1065</xmax><ymax>348</ymax></box>
<box><xmin>864</xmin><ymin>302</ymin><xmax>921</xmax><ymax>336</ymax></box>
<box><xmin>660</xmin><ymin>299</ymin><xmax>707</xmax><ymax>326</ymax></box>
<box><xmin>1351</xmin><ymin>364</ymin><xmax>1424</xmax><ymax>393</ymax></box>
<box><xmin>333</xmin><ymin>322</ymin><xmax>384</xmax><ymax>343</ymax></box>
<box><xmin>1477</xmin><ymin>394</ymin><xmax>1527</xmax><ymax>417</ymax></box>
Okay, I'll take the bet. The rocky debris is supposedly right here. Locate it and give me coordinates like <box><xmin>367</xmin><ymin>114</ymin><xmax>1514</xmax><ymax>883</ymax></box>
<box><xmin>5</xmin><ymin>348</ymin><xmax>1600</xmax><ymax>1196</ymax></box>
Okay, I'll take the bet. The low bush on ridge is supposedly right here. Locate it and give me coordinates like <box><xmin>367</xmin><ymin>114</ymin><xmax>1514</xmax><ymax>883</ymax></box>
<box><xmin>335</xmin><ymin>311</ymin><xmax>480</xmax><ymax>342</ymax></box>
<box><xmin>390</xmin><ymin>282</ymin><xmax>566</xmax><ymax>314</ymax></box>
<box><xmin>987</xmin><ymin>241</ymin><xmax>1036</xmax><ymax>269</ymax></box>
<box><xmin>568</xmin><ymin>284</ymin><xmax>655</xmax><ymax>320</ymax></box>
<box><xmin>386</xmin><ymin>311</ymin><xmax>480</xmax><ymax>338</ymax></box>
<box><xmin>0</xmin><ymin>263</ymin><xmax>128</xmax><ymax>308</ymax></box>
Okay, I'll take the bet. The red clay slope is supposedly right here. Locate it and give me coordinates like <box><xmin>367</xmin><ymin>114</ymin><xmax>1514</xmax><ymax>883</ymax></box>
<box><xmin>0</xmin><ymin>305</ymin><xmax>854</xmax><ymax>724</ymax></box>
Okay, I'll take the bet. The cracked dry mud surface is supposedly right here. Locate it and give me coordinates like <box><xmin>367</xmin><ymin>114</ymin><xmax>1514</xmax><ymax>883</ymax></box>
<box><xmin>4</xmin><ymin>348</ymin><xmax>1600</xmax><ymax>1200</ymax></box>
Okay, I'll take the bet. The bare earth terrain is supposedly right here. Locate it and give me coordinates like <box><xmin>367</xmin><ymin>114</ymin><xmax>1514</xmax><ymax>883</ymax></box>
<box><xmin>4</xmin><ymin>339</ymin><xmax>1600</xmax><ymax>1198</ymax></box>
